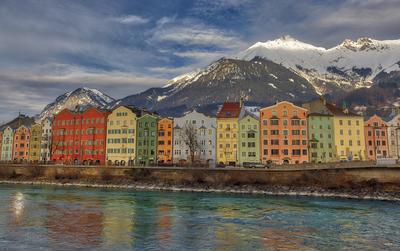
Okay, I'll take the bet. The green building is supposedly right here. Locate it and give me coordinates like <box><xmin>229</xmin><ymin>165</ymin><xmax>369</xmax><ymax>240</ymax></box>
<box><xmin>307</xmin><ymin>114</ymin><xmax>335</xmax><ymax>163</ymax></box>
<box><xmin>303</xmin><ymin>99</ymin><xmax>335</xmax><ymax>163</ymax></box>
<box><xmin>136</xmin><ymin>114</ymin><xmax>158</xmax><ymax>166</ymax></box>
<box><xmin>238</xmin><ymin>112</ymin><xmax>260</xmax><ymax>165</ymax></box>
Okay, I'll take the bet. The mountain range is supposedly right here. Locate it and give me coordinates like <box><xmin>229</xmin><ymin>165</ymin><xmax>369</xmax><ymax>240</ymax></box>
<box><xmin>36</xmin><ymin>36</ymin><xmax>400</xmax><ymax>121</ymax></box>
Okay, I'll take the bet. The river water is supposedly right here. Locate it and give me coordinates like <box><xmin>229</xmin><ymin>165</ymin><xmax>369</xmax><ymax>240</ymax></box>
<box><xmin>0</xmin><ymin>184</ymin><xmax>399</xmax><ymax>250</ymax></box>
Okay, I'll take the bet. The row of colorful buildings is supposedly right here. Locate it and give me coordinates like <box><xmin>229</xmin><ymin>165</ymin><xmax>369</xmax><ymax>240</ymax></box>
<box><xmin>1</xmin><ymin>98</ymin><xmax>400</xmax><ymax>166</ymax></box>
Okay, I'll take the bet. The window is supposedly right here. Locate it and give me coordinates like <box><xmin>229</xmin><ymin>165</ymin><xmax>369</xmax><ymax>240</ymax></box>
<box><xmin>271</xmin><ymin>130</ymin><xmax>279</xmax><ymax>135</ymax></box>
<box><xmin>292</xmin><ymin>130</ymin><xmax>300</xmax><ymax>135</ymax></box>
<box><xmin>270</xmin><ymin>119</ymin><xmax>279</xmax><ymax>125</ymax></box>
<box><xmin>292</xmin><ymin>149</ymin><xmax>301</xmax><ymax>155</ymax></box>
<box><xmin>291</xmin><ymin>119</ymin><xmax>300</xmax><ymax>126</ymax></box>
<box><xmin>271</xmin><ymin>139</ymin><xmax>279</xmax><ymax>145</ymax></box>
<box><xmin>271</xmin><ymin>149</ymin><xmax>279</xmax><ymax>155</ymax></box>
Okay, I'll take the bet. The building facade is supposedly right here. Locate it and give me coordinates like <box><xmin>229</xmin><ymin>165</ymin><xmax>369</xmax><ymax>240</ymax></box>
<box><xmin>136</xmin><ymin>114</ymin><xmax>158</xmax><ymax>166</ymax></box>
<box><xmin>307</xmin><ymin>114</ymin><xmax>335</xmax><ymax>163</ymax></box>
<box><xmin>173</xmin><ymin>111</ymin><xmax>217</xmax><ymax>167</ymax></box>
<box><xmin>40</xmin><ymin>118</ymin><xmax>52</xmax><ymax>162</ymax></box>
<box><xmin>52</xmin><ymin>109</ymin><xmax>76</xmax><ymax>164</ymax></box>
<box><xmin>260</xmin><ymin>101</ymin><xmax>309</xmax><ymax>165</ymax></box>
<box><xmin>387</xmin><ymin>114</ymin><xmax>400</xmax><ymax>159</ymax></box>
<box><xmin>364</xmin><ymin>115</ymin><xmax>389</xmax><ymax>160</ymax></box>
<box><xmin>1</xmin><ymin>127</ymin><xmax>14</xmax><ymax>161</ymax></box>
<box><xmin>0</xmin><ymin>131</ymin><xmax>2</xmax><ymax>160</ymax></box>
<box><xmin>238</xmin><ymin>113</ymin><xmax>260</xmax><ymax>165</ymax></box>
<box><xmin>332</xmin><ymin>112</ymin><xmax>366</xmax><ymax>161</ymax></box>
<box><xmin>304</xmin><ymin>98</ymin><xmax>366</xmax><ymax>162</ymax></box>
<box><xmin>52</xmin><ymin>107</ymin><xmax>108</xmax><ymax>165</ymax></box>
<box><xmin>13</xmin><ymin>125</ymin><xmax>30</xmax><ymax>162</ymax></box>
<box><xmin>216</xmin><ymin>102</ymin><xmax>244</xmax><ymax>166</ymax></box>
<box><xmin>157</xmin><ymin>118</ymin><xmax>173</xmax><ymax>165</ymax></box>
<box><xmin>28</xmin><ymin>123</ymin><xmax>42</xmax><ymax>162</ymax></box>
<box><xmin>106</xmin><ymin>106</ymin><xmax>138</xmax><ymax>166</ymax></box>
<box><xmin>78</xmin><ymin>107</ymin><xmax>108</xmax><ymax>165</ymax></box>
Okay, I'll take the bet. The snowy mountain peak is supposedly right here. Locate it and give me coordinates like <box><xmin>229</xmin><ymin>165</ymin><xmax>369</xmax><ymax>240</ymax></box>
<box><xmin>37</xmin><ymin>87</ymin><xmax>114</xmax><ymax>121</ymax></box>
<box><xmin>237</xmin><ymin>35</ymin><xmax>400</xmax><ymax>94</ymax></box>
<box><xmin>246</xmin><ymin>36</ymin><xmax>326</xmax><ymax>52</ymax></box>
<box><xmin>338</xmin><ymin>37</ymin><xmax>385</xmax><ymax>51</ymax></box>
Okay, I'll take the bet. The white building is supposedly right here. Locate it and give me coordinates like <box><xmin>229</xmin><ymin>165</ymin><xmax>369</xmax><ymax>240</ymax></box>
<box><xmin>40</xmin><ymin>118</ymin><xmax>52</xmax><ymax>162</ymax></box>
<box><xmin>387</xmin><ymin>114</ymin><xmax>400</xmax><ymax>159</ymax></box>
<box><xmin>1</xmin><ymin>126</ymin><xmax>14</xmax><ymax>161</ymax></box>
<box><xmin>173</xmin><ymin>111</ymin><xmax>216</xmax><ymax>167</ymax></box>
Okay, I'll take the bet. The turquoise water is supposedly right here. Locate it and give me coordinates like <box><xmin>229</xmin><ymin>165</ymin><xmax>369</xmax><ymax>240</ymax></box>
<box><xmin>0</xmin><ymin>185</ymin><xmax>399</xmax><ymax>250</ymax></box>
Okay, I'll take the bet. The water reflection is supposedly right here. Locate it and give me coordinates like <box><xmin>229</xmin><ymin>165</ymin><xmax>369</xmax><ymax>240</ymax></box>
<box><xmin>11</xmin><ymin>192</ymin><xmax>25</xmax><ymax>225</ymax></box>
<box><xmin>155</xmin><ymin>203</ymin><xmax>173</xmax><ymax>248</ymax></box>
<box><xmin>0</xmin><ymin>185</ymin><xmax>399</xmax><ymax>250</ymax></box>
<box><xmin>45</xmin><ymin>204</ymin><xmax>104</xmax><ymax>249</ymax></box>
<box><xmin>102</xmin><ymin>198</ymin><xmax>135</xmax><ymax>249</ymax></box>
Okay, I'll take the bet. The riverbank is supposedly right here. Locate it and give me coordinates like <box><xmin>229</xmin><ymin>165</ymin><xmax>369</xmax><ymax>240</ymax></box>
<box><xmin>1</xmin><ymin>164</ymin><xmax>400</xmax><ymax>201</ymax></box>
<box><xmin>1</xmin><ymin>178</ymin><xmax>400</xmax><ymax>202</ymax></box>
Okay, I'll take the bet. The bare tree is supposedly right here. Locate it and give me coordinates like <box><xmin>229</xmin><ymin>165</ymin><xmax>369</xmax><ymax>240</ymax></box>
<box><xmin>180</xmin><ymin>123</ymin><xmax>201</xmax><ymax>165</ymax></box>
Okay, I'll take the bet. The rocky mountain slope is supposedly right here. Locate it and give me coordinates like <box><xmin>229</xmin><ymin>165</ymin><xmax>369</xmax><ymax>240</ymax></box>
<box><xmin>38</xmin><ymin>87</ymin><xmax>114</xmax><ymax>121</ymax></box>
<box><xmin>238</xmin><ymin>35</ymin><xmax>400</xmax><ymax>95</ymax></box>
<box><xmin>111</xmin><ymin>57</ymin><xmax>319</xmax><ymax>116</ymax></box>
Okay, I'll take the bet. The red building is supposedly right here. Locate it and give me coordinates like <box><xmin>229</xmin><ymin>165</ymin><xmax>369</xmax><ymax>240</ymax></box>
<box><xmin>52</xmin><ymin>107</ymin><xmax>109</xmax><ymax>165</ymax></box>
<box><xmin>364</xmin><ymin>115</ymin><xmax>389</xmax><ymax>160</ymax></box>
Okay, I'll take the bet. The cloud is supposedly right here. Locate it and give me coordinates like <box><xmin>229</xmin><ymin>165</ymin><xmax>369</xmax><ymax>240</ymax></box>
<box><xmin>149</xmin><ymin>66</ymin><xmax>198</xmax><ymax>76</ymax></box>
<box><xmin>113</xmin><ymin>15</ymin><xmax>150</xmax><ymax>25</ymax></box>
<box><xmin>151</xmin><ymin>18</ymin><xmax>247</xmax><ymax>50</ymax></box>
<box><xmin>0</xmin><ymin>63</ymin><xmax>168</xmax><ymax>122</ymax></box>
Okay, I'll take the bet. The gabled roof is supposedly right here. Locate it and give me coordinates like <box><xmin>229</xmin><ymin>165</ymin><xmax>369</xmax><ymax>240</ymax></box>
<box><xmin>260</xmin><ymin>101</ymin><xmax>308</xmax><ymax>112</ymax></box>
<box><xmin>325</xmin><ymin>102</ymin><xmax>359</xmax><ymax>117</ymax></box>
<box><xmin>0</xmin><ymin>114</ymin><xmax>35</xmax><ymax>131</ymax></box>
<box><xmin>216</xmin><ymin>102</ymin><xmax>242</xmax><ymax>118</ymax></box>
<box><xmin>240</xmin><ymin>111</ymin><xmax>259</xmax><ymax>121</ymax></box>
<box><xmin>112</xmin><ymin>105</ymin><xmax>144</xmax><ymax>116</ymax></box>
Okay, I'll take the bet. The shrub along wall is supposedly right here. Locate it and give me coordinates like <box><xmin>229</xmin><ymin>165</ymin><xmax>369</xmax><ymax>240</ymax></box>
<box><xmin>0</xmin><ymin>164</ymin><xmax>399</xmax><ymax>191</ymax></box>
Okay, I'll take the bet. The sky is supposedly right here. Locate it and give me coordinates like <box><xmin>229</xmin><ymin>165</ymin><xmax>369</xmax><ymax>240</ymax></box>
<box><xmin>0</xmin><ymin>0</ymin><xmax>399</xmax><ymax>122</ymax></box>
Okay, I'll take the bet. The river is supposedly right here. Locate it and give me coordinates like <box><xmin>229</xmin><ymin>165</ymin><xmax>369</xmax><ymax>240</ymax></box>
<box><xmin>0</xmin><ymin>184</ymin><xmax>399</xmax><ymax>250</ymax></box>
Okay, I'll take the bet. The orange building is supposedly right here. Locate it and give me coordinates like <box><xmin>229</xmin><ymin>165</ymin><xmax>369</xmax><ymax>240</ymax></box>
<box><xmin>260</xmin><ymin>101</ymin><xmax>309</xmax><ymax>164</ymax></box>
<box><xmin>364</xmin><ymin>115</ymin><xmax>389</xmax><ymax>160</ymax></box>
<box><xmin>157</xmin><ymin>118</ymin><xmax>173</xmax><ymax>165</ymax></box>
<box><xmin>13</xmin><ymin>125</ymin><xmax>30</xmax><ymax>162</ymax></box>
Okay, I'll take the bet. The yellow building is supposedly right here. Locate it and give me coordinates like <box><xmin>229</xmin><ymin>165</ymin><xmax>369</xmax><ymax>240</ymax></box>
<box><xmin>216</xmin><ymin>102</ymin><xmax>244</xmax><ymax>166</ymax></box>
<box><xmin>326</xmin><ymin>103</ymin><xmax>366</xmax><ymax>161</ymax></box>
<box><xmin>28</xmin><ymin>123</ymin><xmax>42</xmax><ymax>162</ymax></box>
<box><xmin>106</xmin><ymin>106</ymin><xmax>138</xmax><ymax>166</ymax></box>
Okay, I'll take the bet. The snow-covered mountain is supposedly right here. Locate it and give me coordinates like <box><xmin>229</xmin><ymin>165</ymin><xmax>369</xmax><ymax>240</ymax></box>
<box><xmin>112</xmin><ymin>57</ymin><xmax>318</xmax><ymax>116</ymax></box>
<box><xmin>237</xmin><ymin>35</ymin><xmax>400</xmax><ymax>94</ymax></box>
<box><xmin>38</xmin><ymin>87</ymin><xmax>114</xmax><ymax>121</ymax></box>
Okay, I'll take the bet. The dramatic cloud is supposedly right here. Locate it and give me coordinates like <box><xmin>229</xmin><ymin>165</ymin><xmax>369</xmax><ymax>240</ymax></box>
<box><xmin>0</xmin><ymin>0</ymin><xmax>399</xmax><ymax>122</ymax></box>
<box><xmin>113</xmin><ymin>15</ymin><xmax>150</xmax><ymax>25</ymax></box>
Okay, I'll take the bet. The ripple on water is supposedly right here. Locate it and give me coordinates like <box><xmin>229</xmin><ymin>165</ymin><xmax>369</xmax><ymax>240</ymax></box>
<box><xmin>0</xmin><ymin>184</ymin><xmax>399</xmax><ymax>250</ymax></box>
